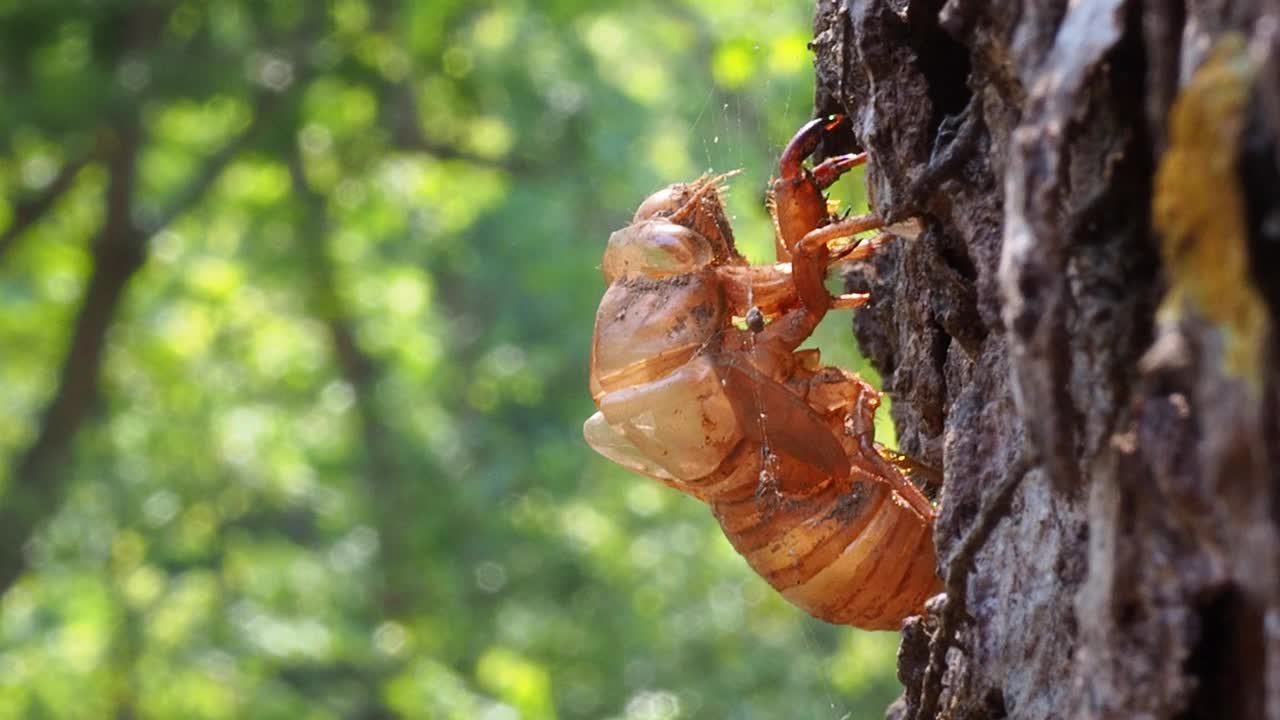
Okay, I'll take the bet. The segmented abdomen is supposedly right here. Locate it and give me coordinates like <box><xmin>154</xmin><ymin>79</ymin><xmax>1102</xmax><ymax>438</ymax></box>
<box><xmin>687</xmin><ymin>437</ymin><xmax>940</xmax><ymax>629</ymax></box>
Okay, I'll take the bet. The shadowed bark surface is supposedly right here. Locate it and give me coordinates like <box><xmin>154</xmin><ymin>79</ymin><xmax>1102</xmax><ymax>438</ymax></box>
<box><xmin>810</xmin><ymin>1</ymin><xmax>1280</xmax><ymax>717</ymax></box>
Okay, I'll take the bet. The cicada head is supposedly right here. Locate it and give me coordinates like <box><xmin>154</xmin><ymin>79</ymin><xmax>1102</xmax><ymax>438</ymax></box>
<box><xmin>601</xmin><ymin>219</ymin><xmax>714</xmax><ymax>284</ymax></box>
<box><xmin>601</xmin><ymin>174</ymin><xmax>743</xmax><ymax>284</ymax></box>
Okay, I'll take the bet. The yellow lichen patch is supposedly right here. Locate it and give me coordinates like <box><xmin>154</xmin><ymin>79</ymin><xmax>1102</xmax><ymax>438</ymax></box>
<box><xmin>1153</xmin><ymin>33</ymin><xmax>1270</xmax><ymax>390</ymax></box>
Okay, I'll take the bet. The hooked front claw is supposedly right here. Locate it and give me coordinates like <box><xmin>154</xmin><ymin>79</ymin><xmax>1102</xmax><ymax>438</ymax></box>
<box><xmin>770</xmin><ymin>115</ymin><xmax>868</xmax><ymax>261</ymax></box>
<box><xmin>770</xmin><ymin>115</ymin><xmax>883</xmax><ymax>319</ymax></box>
<box><xmin>777</xmin><ymin>115</ymin><xmax>848</xmax><ymax>182</ymax></box>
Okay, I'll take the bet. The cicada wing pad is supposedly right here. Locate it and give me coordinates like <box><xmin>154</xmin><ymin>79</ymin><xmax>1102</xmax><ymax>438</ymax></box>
<box><xmin>713</xmin><ymin>359</ymin><xmax>850</xmax><ymax>488</ymax></box>
<box><xmin>583</xmin><ymin>411</ymin><xmax>709</xmax><ymax>500</ymax></box>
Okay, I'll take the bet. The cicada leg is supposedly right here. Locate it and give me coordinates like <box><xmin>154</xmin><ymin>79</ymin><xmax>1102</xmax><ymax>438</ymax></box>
<box><xmin>790</xmin><ymin>212</ymin><xmax>883</xmax><ymax>319</ymax></box>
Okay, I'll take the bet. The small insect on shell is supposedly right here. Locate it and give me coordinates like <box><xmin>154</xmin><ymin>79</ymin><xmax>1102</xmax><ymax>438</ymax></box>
<box><xmin>586</xmin><ymin>116</ymin><xmax>941</xmax><ymax>630</ymax></box>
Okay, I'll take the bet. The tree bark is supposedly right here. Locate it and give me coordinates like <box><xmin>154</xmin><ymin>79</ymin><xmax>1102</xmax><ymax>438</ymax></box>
<box><xmin>810</xmin><ymin>1</ymin><xmax>1280</xmax><ymax>717</ymax></box>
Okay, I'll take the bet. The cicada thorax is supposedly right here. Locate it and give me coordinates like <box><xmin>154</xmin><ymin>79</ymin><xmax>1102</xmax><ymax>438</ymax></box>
<box><xmin>587</xmin><ymin>182</ymin><xmax>762</xmax><ymax>485</ymax></box>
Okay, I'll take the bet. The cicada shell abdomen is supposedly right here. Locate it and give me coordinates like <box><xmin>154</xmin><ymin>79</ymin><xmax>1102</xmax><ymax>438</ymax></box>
<box><xmin>691</xmin><ymin>368</ymin><xmax>941</xmax><ymax>630</ymax></box>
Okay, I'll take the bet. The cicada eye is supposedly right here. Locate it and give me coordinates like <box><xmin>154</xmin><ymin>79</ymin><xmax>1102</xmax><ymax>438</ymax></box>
<box><xmin>632</xmin><ymin>185</ymin><xmax>683</xmax><ymax>222</ymax></box>
<box><xmin>602</xmin><ymin>222</ymin><xmax>713</xmax><ymax>283</ymax></box>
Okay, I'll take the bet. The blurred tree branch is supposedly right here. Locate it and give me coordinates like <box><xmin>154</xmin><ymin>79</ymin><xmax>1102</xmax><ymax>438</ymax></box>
<box><xmin>361</xmin><ymin>0</ymin><xmax>531</xmax><ymax>173</ymax></box>
<box><xmin>286</xmin><ymin>149</ymin><xmax>415</xmax><ymax>605</ymax></box>
<box><xmin>287</xmin><ymin>152</ymin><xmax>399</xmax><ymax>493</ymax></box>
<box><xmin>276</xmin><ymin>660</ymin><xmax>397</xmax><ymax>720</ymax></box>
<box><xmin>145</xmin><ymin>119</ymin><xmax>264</xmax><ymax>234</ymax></box>
<box><xmin>378</xmin><ymin>78</ymin><xmax>536</xmax><ymax>174</ymax></box>
<box><xmin>284</xmin><ymin>149</ymin><xmax>402</xmax><ymax>717</ymax></box>
<box><xmin>0</xmin><ymin>153</ymin><xmax>93</xmax><ymax>263</ymax></box>
<box><xmin>0</xmin><ymin>121</ymin><xmax>145</xmax><ymax>594</ymax></box>
<box><xmin>0</xmin><ymin>93</ymin><xmax>280</xmax><ymax>594</ymax></box>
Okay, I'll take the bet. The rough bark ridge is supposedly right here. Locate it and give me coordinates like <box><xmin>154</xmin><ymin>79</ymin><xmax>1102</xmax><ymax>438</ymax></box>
<box><xmin>810</xmin><ymin>1</ymin><xmax>1280</xmax><ymax>718</ymax></box>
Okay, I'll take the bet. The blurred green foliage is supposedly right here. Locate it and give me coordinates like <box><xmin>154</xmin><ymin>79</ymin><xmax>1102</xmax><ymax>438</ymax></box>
<box><xmin>0</xmin><ymin>1</ymin><xmax>900</xmax><ymax>718</ymax></box>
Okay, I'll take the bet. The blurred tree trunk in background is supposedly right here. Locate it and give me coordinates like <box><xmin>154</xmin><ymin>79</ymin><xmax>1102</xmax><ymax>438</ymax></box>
<box><xmin>811</xmin><ymin>0</ymin><xmax>1280</xmax><ymax>717</ymax></box>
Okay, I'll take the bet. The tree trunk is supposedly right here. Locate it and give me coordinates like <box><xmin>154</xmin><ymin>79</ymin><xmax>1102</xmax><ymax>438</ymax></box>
<box><xmin>810</xmin><ymin>1</ymin><xmax>1280</xmax><ymax>717</ymax></box>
